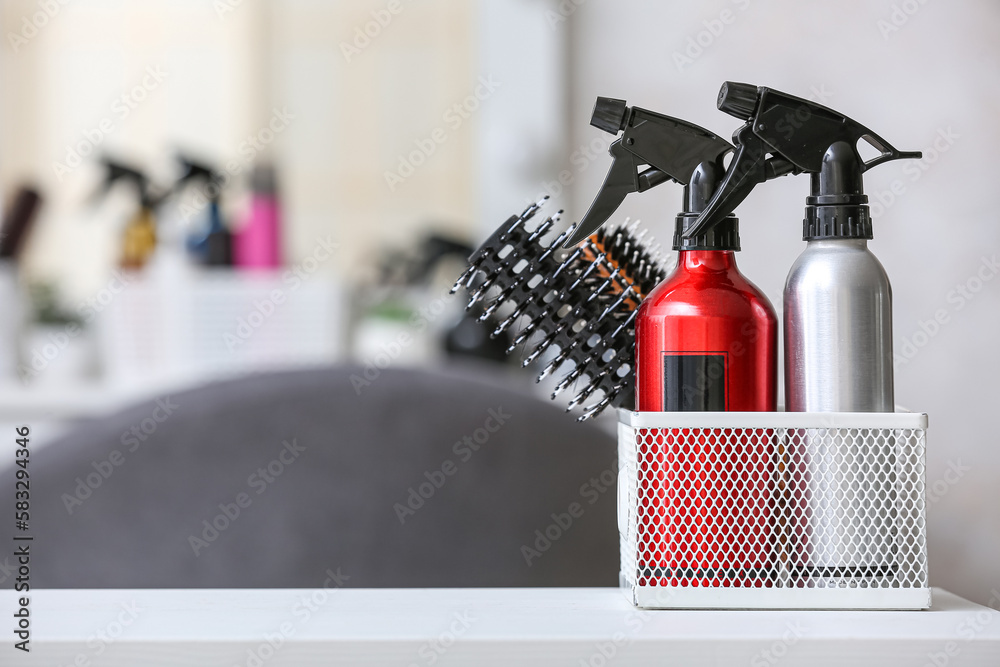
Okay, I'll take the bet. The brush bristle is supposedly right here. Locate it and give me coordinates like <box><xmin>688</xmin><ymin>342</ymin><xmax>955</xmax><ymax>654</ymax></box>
<box><xmin>456</xmin><ymin>201</ymin><xmax>667</xmax><ymax>420</ymax></box>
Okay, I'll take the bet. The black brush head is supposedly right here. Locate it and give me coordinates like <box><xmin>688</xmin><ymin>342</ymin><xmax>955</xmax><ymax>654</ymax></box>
<box><xmin>453</xmin><ymin>199</ymin><xmax>667</xmax><ymax>420</ymax></box>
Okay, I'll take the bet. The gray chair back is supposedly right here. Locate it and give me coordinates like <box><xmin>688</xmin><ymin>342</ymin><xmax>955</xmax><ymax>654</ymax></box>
<box><xmin>1</xmin><ymin>365</ymin><xmax>619</xmax><ymax>588</ymax></box>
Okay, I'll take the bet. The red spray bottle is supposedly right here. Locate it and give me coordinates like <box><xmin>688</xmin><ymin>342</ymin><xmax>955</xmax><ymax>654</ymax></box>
<box><xmin>568</xmin><ymin>98</ymin><xmax>777</xmax><ymax>587</ymax></box>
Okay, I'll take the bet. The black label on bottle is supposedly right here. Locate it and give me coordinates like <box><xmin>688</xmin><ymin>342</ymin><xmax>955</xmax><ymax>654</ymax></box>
<box><xmin>663</xmin><ymin>353</ymin><xmax>727</xmax><ymax>411</ymax></box>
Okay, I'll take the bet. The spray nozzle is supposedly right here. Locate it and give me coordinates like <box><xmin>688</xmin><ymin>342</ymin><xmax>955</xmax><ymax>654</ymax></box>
<box><xmin>687</xmin><ymin>82</ymin><xmax>922</xmax><ymax>240</ymax></box>
<box><xmin>716</xmin><ymin>82</ymin><xmax>759</xmax><ymax>120</ymax></box>
<box><xmin>564</xmin><ymin>97</ymin><xmax>733</xmax><ymax>247</ymax></box>
<box><xmin>93</xmin><ymin>157</ymin><xmax>163</xmax><ymax>210</ymax></box>
<box><xmin>590</xmin><ymin>97</ymin><xmax>629</xmax><ymax>134</ymax></box>
<box><xmin>173</xmin><ymin>155</ymin><xmax>226</xmax><ymax>201</ymax></box>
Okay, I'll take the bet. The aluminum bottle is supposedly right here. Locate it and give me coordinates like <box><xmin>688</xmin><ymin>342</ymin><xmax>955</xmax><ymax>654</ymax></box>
<box><xmin>784</xmin><ymin>238</ymin><xmax>893</xmax><ymax>412</ymax></box>
<box><xmin>560</xmin><ymin>97</ymin><xmax>780</xmax><ymax>587</ymax></box>
<box><xmin>783</xmin><ymin>145</ymin><xmax>897</xmax><ymax>585</ymax></box>
<box><xmin>635</xmin><ymin>169</ymin><xmax>777</xmax><ymax>589</ymax></box>
<box><xmin>638</xmin><ymin>247</ymin><xmax>777</xmax><ymax>413</ymax></box>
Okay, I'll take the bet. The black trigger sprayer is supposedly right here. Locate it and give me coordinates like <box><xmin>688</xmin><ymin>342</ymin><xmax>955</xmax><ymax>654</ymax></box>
<box><xmin>566</xmin><ymin>97</ymin><xmax>780</xmax><ymax>586</ymax></box>
<box><xmin>690</xmin><ymin>81</ymin><xmax>922</xmax><ymax>413</ymax></box>
<box><xmin>565</xmin><ymin>97</ymin><xmax>734</xmax><ymax>247</ymax></box>
<box><xmin>569</xmin><ymin>97</ymin><xmax>778</xmax><ymax>414</ymax></box>
<box><xmin>93</xmin><ymin>157</ymin><xmax>162</xmax><ymax>270</ymax></box>
<box><xmin>173</xmin><ymin>156</ymin><xmax>232</xmax><ymax>267</ymax></box>
<box><xmin>693</xmin><ymin>82</ymin><xmax>923</xmax><ymax>585</ymax></box>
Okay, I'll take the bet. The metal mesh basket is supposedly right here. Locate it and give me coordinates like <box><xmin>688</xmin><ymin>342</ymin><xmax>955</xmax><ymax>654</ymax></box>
<box><xmin>617</xmin><ymin>410</ymin><xmax>930</xmax><ymax>609</ymax></box>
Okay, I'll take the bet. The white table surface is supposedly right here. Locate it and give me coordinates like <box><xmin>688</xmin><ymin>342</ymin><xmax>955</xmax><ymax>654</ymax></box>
<box><xmin>3</xmin><ymin>587</ymin><xmax>999</xmax><ymax>666</ymax></box>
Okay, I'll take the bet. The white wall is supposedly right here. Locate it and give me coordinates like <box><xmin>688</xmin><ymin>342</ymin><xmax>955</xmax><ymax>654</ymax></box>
<box><xmin>567</xmin><ymin>0</ymin><xmax>1000</xmax><ymax>605</ymax></box>
<box><xmin>1</xmin><ymin>0</ymin><xmax>271</xmax><ymax>299</ymax></box>
<box><xmin>0</xmin><ymin>0</ymin><xmax>508</xmax><ymax>291</ymax></box>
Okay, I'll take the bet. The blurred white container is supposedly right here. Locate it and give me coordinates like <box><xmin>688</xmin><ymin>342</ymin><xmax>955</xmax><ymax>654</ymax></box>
<box><xmin>20</xmin><ymin>324</ymin><xmax>98</xmax><ymax>386</ymax></box>
<box><xmin>97</xmin><ymin>268</ymin><xmax>343</xmax><ymax>390</ymax></box>
<box><xmin>0</xmin><ymin>261</ymin><xmax>22</xmax><ymax>380</ymax></box>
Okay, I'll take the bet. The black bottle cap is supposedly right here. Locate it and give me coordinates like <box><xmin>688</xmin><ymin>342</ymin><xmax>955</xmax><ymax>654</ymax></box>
<box><xmin>803</xmin><ymin>203</ymin><xmax>871</xmax><ymax>240</ymax></box>
<box><xmin>674</xmin><ymin>214</ymin><xmax>740</xmax><ymax>251</ymax></box>
<box><xmin>590</xmin><ymin>97</ymin><xmax>628</xmax><ymax>135</ymax></box>
<box><xmin>803</xmin><ymin>141</ymin><xmax>872</xmax><ymax>240</ymax></box>
<box><xmin>251</xmin><ymin>163</ymin><xmax>278</xmax><ymax>194</ymax></box>
<box><xmin>673</xmin><ymin>159</ymin><xmax>740</xmax><ymax>250</ymax></box>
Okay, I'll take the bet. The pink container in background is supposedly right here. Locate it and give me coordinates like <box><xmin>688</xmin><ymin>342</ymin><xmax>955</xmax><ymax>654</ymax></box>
<box><xmin>234</xmin><ymin>164</ymin><xmax>282</xmax><ymax>269</ymax></box>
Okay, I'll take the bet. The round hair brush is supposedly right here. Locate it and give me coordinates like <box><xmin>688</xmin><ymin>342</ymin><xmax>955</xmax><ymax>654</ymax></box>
<box><xmin>452</xmin><ymin>198</ymin><xmax>667</xmax><ymax>420</ymax></box>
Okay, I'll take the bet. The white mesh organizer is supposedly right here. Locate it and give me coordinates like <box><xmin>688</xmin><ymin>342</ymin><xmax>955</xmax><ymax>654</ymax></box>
<box><xmin>617</xmin><ymin>409</ymin><xmax>930</xmax><ymax>610</ymax></box>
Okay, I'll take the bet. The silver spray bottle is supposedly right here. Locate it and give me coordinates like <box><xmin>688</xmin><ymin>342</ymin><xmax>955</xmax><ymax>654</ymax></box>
<box><xmin>688</xmin><ymin>83</ymin><xmax>922</xmax><ymax>585</ymax></box>
<box><xmin>783</xmin><ymin>142</ymin><xmax>901</xmax><ymax>584</ymax></box>
<box><xmin>784</xmin><ymin>141</ymin><xmax>894</xmax><ymax>412</ymax></box>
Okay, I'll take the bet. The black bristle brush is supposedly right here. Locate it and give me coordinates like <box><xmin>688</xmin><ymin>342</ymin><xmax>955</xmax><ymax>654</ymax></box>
<box><xmin>452</xmin><ymin>198</ymin><xmax>667</xmax><ymax>420</ymax></box>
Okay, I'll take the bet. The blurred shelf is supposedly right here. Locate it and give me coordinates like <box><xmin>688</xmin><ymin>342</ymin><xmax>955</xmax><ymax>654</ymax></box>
<box><xmin>0</xmin><ymin>381</ymin><xmax>129</xmax><ymax>420</ymax></box>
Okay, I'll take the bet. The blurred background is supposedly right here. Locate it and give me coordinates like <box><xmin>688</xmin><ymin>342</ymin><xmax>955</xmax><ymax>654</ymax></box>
<box><xmin>0</xmin><ymin>0</ymin><xmax>997</xmax><ymax>601</ymax></box>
